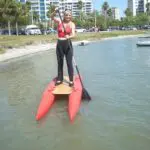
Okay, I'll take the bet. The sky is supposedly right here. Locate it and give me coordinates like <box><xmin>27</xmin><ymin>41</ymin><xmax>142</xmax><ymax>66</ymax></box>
<box><xmin>94</xmin><ymin>0</ymin><xmax>127</xmax><ymax>17</ymax></box>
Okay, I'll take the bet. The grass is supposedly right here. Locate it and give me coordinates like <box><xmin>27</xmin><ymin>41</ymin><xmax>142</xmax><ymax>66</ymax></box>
<box><xmin>0</xmin><ymin>30</ymin><xmax>146</xmax><ymax>54</ymax></box>
<box><xmin>0</xmin><ymin>48</ymin><xmax>6</xmax><ymax>54</ymax></box>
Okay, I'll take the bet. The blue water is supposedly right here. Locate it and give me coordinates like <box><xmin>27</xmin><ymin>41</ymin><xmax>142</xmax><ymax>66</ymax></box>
<box><xmin>0</xmin><ymin>37</ymin><xmax>150</xmax><ymax>150</ymax></box>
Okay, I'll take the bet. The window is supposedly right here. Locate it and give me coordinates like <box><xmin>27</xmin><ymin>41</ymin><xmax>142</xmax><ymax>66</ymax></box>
<box><xmin>40</xmin><ymin>3</ymin><xmax>44</xmax><ymax>7</ymax></box>
<box><xmin>40</xmin><ymin>7</ymin><xmax>45</xmax><ymax>11</ymax></box>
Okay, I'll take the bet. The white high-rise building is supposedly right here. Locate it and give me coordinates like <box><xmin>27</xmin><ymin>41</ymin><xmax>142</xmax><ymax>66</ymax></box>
<box><xmin>57</xmin><ymin>0</ymin><xmax>93</xmax><ymax>17</ymax></box>
<box><xmin>128</xmin><ymin>0</ymin><xmax>150</xmax><ymax>16</ymax></box>
<box><xmin>18</xmin><ymin>0</ymin><xmax>93</xmax><ymax>21</ymax></box>
<box><xmin>111</xmin><ymin>7</ymin><xmax>120</xmax><ymax>20</ymax></box>
<box><xmin>17</xmin><ymin>0</ymin><xmax>47</xmax><ymax>21</ymax></box>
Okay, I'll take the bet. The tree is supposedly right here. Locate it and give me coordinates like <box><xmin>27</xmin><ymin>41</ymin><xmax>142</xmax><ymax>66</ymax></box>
<box><xmin>77</xmin><ymin>0</ymin><xmax>83</xmax><ymax>10</ymax></box>
<box><xmin>107</xmin><ymin>8</ymin><xmax>112</xmax><ymax>18</ymax></box>
<box><xmin>33</xmin><ymin>11</ymin><xmax>39</xmax><ymax>23</ymax></box>
<box><xmin>47</xmin><ymin>3</ymin><xmax>56</xmax><ymax>28</ymax></box>
<box><xmin>135</xmin><ymin>13</ymin><xmax>149</xmax><ymax>26</ymax></box>
<box><xmin>124</xmin><ymin>8</ymin><xmax>132</xmax><ymax>17</ymax></box>
<box><xmin>102</xmin><ymin>1</ymin><xmax>109</xmax><ymax>18</ymax></box>
<box><xmin>21</xmin><ymin>1</ymin><xmax>31</xmax><ymax>25</ymax></box>
<box><xmin>47</xmin><ymin>3</ymin><xmax>56</xmax><ymax>18</ymax></box>
<box><xmin>73</xmin><ymin>17</ymin><xmax>82</xmax><ymax>27</ymax></box>
<box><xmin>0</xmin><ymin>0</ymin><xmax>16</xmax><ymax>35</ymax></box>
<box><xmin>25</xmin><ymin>1</ymin><xmax>31</xmax><ymax>10</ymax></box>
<box><xmin>146</xmin><ymin>1</ymin><xmax>150</xmax><ymax>16</ymax></box>
<box><xmin>102</xmin><ymin>1</ymin><xmax>109</xmax><ymax>28</ymax></box>
<box><xmin>77</xmin><ymin>0</ymin><xmax>83</xmax><ymax>20</ymax></box>
<box><xmin>14</xmin><ymin>2</ymin><xmax>23</xmax><ymax>36</ymax></box>
<box><xmin>96</xmin><ymin>15</ymin><xmax>107</xmax><ymax>30</ymax></box>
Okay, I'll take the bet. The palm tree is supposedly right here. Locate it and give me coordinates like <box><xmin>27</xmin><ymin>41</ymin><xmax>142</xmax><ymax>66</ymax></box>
<box><xmin>33</xmin><ymin>11</ymin><xmax>39</xmax><ymax>23</ymax></box>
<box><xmin>47</xmin><ymin>3</ymin><xmax>56</xmax><ymax>28</ymax></box>
<box><xmin>47</xmin><ymin>3</ymin><xmax>56</xmax><ymax>18</ymax></box>
<box><xmin>102</xmin><ymin>1</ymin><xmax>109</xmax><ymax>19</ymax></box>
<box><xmin>146</xmin><ymin>0</ymin><xmax>150</xmax><ymax>16</ymax></box>
<box><xmin>77</xmin><ymin>0</ymin><xmax>83</xmax><ymax>20</ymax></box>
<box><xmin>24</xmin><ymin>1</ymin><xmax>32</xmax><ymax>23</ymax></box>
<box><xmin>107</xmin><ymin>8</ymin><xmax>112</xmax><ymax>18</ymax></box>
<box><xmin>14</xmin><ymin>1</ymin><xmax>23</xmax><ymax>36</ymax></box>
<box><xmin>25</xmin><ymin>1</ymin><xmax>31</xmax><ymax>11</ymax></box>
<box><xmin>0</xmin><ymin>0</ymin><xmax>16</xmax><ymax>36</ymax></box>
<box><xmin>22</xmin><ymin>1</ymin><xmax>31</xmax><ymax>25</ymax></box>
<box><xmin>102</xmin><ymin>1</ymin><xmax>109</xmax><ymax>28</ymax></box>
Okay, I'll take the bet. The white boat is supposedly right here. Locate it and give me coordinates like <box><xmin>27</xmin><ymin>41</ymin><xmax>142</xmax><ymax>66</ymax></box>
<box><xmin>79</xmin><ymin>40</ymin><xmax>90</xmax><ymax>46</ymax></box>
<box><xmin>136</xmin><ymin>36</ymin><xmax>150</xmax><ymax>46</ymax></box>
<box><xmin>137</xmin><ymin>41</ymin><xmax>150</xmax><ymax>46</ymax></box>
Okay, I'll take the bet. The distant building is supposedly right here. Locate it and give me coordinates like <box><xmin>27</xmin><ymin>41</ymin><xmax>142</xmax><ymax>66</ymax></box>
<box><xmin>56</xmin><ymin>0</ymin><xmax>93</xmax><ymax>17</ymax></box>
<box><xmin>17</xmin><ymin>0</ymin><xmax>26</xmax><ymax>2</ymax></box>
<box><xmin>128</xmin><ymin>0</ymin><xmax>150</xmax><ymax>16</ymax></box>
<box><xmin>111</xmin><ymin>7</ymin><xmax>120</xmax><ymax>20</ymax></box>
<box><xmin>17</xmin><ymin>0</ymin><xmax>93</xmax><ymax>21</ymax></box>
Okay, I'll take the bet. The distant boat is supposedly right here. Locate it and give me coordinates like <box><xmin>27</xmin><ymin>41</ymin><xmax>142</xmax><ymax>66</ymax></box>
<box><xmin>136</xmin><ymin>36</ymin><xmax>150</xmax><ymax>46</ymax></box>
<box><xmin>79</xmin><ymin>40</ymin><xmax>90</xmax><ymax>46</ymax></box>
<box><xmin>137</xmin><ymin>41</ymin><xmax>150</xmax><ymax>46</ymax></box>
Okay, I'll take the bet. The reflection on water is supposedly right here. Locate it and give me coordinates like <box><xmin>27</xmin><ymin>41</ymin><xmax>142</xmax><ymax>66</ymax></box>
<box><xmin>0</xmin><ymin>37</ymin><xmax>150</xmax><ymax>150</ymax></box>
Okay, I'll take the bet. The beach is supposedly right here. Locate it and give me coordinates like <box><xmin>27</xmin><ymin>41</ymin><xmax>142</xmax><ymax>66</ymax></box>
<box><xmin>0</xmin><ymin>34</ymin><xmax>141</xmax><ymax>62</ymax></box>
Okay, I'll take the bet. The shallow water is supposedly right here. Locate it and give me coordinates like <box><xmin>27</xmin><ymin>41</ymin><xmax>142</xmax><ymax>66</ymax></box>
<box><xmin>0</xmin><ymin>37</ymin><xmax>150</xmax><ymax>150</ymax></box>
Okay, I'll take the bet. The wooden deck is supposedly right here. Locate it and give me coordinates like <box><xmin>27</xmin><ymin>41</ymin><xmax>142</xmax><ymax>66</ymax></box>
<box><xmin>52</xmin><ymin>76</ymin><xmax>73</xmax><ymax>95</ymax></box>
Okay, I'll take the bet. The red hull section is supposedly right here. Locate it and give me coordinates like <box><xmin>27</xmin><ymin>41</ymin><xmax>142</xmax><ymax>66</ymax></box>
<box><xmin>36</xmin><ymin>76</ymin><xmax>82</xmax><ymax>122</ymax></box>
<box><xmin>68</xmin><ymin>76</ymin><xmax>82</xmax><ymax>122</ymax></box>
<box><xmin>36</xmin><ymin>78</ymin><xmax>55</xmax><ymax>121</ymax></box>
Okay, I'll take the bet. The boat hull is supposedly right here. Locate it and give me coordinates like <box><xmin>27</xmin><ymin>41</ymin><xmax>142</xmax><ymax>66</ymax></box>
<box><xmin>136</xmin><ymin>41</ymin><xmax>150</xmax><ymax>46</ymax></box>
<box><xmin>36</xmin><ymin>75</ymin><xmax>82</xmax><ymax>122</ymax></box>
<box><xmin>36</xmin><ymin>78</ymin><xmax>55</xmax><ymax>121</ymax></box>
<box><xmin>68</xmin><ymin>76</ymin><xmax>82</xmax><ymax>122</ymax></box>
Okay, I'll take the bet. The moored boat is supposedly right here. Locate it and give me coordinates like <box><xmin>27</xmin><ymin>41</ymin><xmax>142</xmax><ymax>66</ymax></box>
<box><xmin>136</xmin><ymin>36</ymin><xmax>150</xmax><ymax>46</ymax></box>
<box><xmin>136</xmin><ymin>41</ymin><xmax>150</xmax><ymax>46</ymax></box>
<box><xmin>79</xmin><ymin>40</ymin><xmax>90</xmax><ymax>46</ymax></box>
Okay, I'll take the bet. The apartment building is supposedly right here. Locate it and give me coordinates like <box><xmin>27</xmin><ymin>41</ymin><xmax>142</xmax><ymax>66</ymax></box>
<box><xmin>18</xmin><ymin>0</ymin><xmax>93</xmax><ymax>21</ymax></box>
<box><xmin>56</xmin><ymin>0</ymin><xmax>93</xmax><ymax>17</ymax></box>
<box><xmin>111</xmin><ymin>7</ymin><xmax>120</xmax><ymax>20</ymax></box>
<box><xmin>128</xmin><ymin>0</ymin><xmax>150</xmax><ymax>16</ymax></box>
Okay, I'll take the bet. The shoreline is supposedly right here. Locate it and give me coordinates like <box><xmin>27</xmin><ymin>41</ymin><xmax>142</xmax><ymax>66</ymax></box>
<box><xmin>0</xmin><ymin>34</ymin><xmax>141</xmax><ymax>62</ymax></box>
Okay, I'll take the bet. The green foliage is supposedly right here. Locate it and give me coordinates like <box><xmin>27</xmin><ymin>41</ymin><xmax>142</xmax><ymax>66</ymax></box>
<box><xmin>102</xmin><ymin>1</ymin><xmax>109</xmax><ymax>11</ymax></box>
<box><xmin>135</xmin><ymin>13</ymin><xmax>149</xmax><ymax>26</ymax></box>
<box><xmin>38</xmin><ymin>23</ymin><xmax>44</xmax><ymax>30</ymax></box>
<box><xmin>0</xmin><ymin>0</ymin><xmax>150</xmax><ymax>33</ymax></box>
<box><xmin>0</xmin><ymin>48</ymin><xmax>5</xmax><ymax>54</ymax></box>
<box><xmin>107</xmin><ymin>8</ymin><xmax>112</xmax><ymax>17</ymax></box>
<box><xmin>146</xmin><ymin>2</ymin><xmax>150</xmax><ymax>15</ymax></box>
<box><xmin>47</xmin><ymin>4</ymin><xmax>56</xmax><ymax>18</ymax></box>
<box><xmin>124</xmin><ymin>8</ymin><xmax>132</xmax><ymax>17</ymax></box>
<box><xmin>73</xmin><ymin>18</ymin><xmax>82</xmax><ymax>27</ymax></box>
<box><xmin>77</xmin><ymin>0</ymin><xmax>83</xmax><ymax>10</ymax></box>
<box><xmin>0</xmin><ymin>0</ymin><xmax>31</xmax><ymax>26</ymax></box>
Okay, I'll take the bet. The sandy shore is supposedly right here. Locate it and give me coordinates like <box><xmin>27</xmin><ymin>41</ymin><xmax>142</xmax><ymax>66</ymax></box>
<box><xmin>0</xmin><ymin>34</ymin><xmax>140</xmax><ymax>62</ymax></box>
